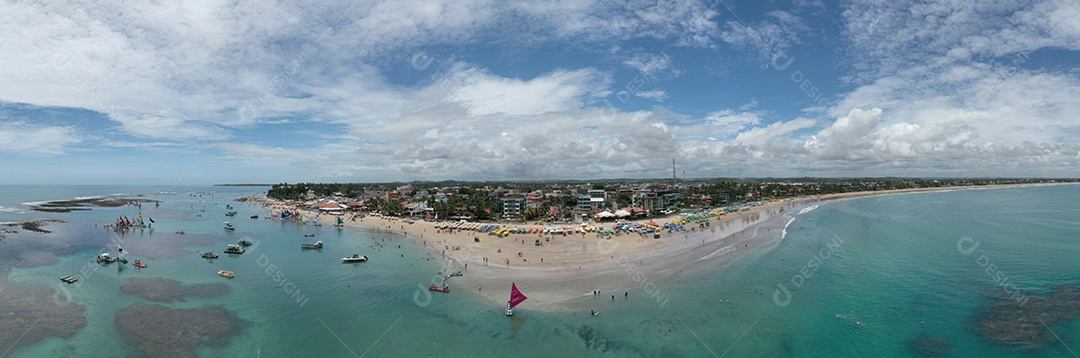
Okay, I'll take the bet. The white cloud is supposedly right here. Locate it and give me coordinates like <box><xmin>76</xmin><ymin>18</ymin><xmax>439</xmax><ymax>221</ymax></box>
<box><xmin>445</xmin><ymin>65</ymin><xmax>608</xmax><ymax>117</ymax></box>
<box><xmin>635</xmin><ymin>89</ymin><xmax>668</xmax><ymax>102</ymax></box>
<box><xmin>0</xmin><ymin>121</ymin><xmax>81</xmax><ymax>156</ymax></box>
<box><xmin>623</xmin><ymin>52</ymin><xmax>672</xmax><ymax>77</ymax></box>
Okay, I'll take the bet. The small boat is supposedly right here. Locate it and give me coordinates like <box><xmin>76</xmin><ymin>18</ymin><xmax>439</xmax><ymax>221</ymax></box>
<box><xmin>250</xmin><ymin>215</ymin><xmax>259</xmax><ymax>219</ymax></box>
<box><xmin>303</xmin><ymin>233</ymin><xmax>315</xmax><ymax>237</ymax></box>
<box><xmin>450</xmin><ymin>271</ymin><xmax>463</xmax><ymax>277</ymax></box>
<box><xmin>226</xmin><ymin>204</ymin><xmax>233</xmax><ymax>209</ymax></box>
<box><xmin>225</xmin><ymin>211</ymin><xmax>237</xmax><ymax>216</ymax></box>
<box><xmin>506</xmin><ymin>283</ymin><xmax>528</xmax><ymax>316</ymax></box>
<box><xmin>60</xmin><ymin>275</ymin><xmax>78</xmax><ymax>284</ymax></box>
<box><xmin>224</xmin><ymin>244</ymin><xmax>245</xmax><ymax>254</ymax></box>
<box><xmin>217</xmin><ymin>270</ymin><xmax>234</xmax><ymax>278</ymax></box>
<box><xmin>237</xmin><ymin>238</ymin><xmax>252</xmax><ymax>246</ymax></box>
<box><xmin>301</xmin><ymin>241</ymin><xmax>323</xmax><ymax>249</ymax></box>
<box><xmin>223</xmin><ymin>222</ymin><xmax>235</xmax><ymax>230</ymax></box>
<box><xmin>175</xmin><ymin>230</ymin><xmax>186</xmax><ymax>235</ymax></box>
<box><xmin>429</xmin><ymin>285</ymin><xmax>450</xmax><ymax>293</ymax></box>
<box><xmin>341</xmin><ymin>254</ymin><xmax>367</xmax><ymax>262</ymax></box>
<box><xmin>335</xmin><ymin>217</ymin><xmax>345</xmax><ymax>227</ymax></box>
<box><xmin>116</xmin><ymin>257</ymin><xmax>128</xmax><ymax>264</ymax></box>
<box><xmin>133</xmin><ymin>259</ymin><xmax>147</xmax><ymax>268</ymax></box>
<box><xmin>201</xmin><ymin>250</ymin><xmax>219</xmax><ymax>259</ymax></box>
<box><xmin>96</xmin><ymin>253</ymin><xmax>116</xmax><ymax>263</ymax></box>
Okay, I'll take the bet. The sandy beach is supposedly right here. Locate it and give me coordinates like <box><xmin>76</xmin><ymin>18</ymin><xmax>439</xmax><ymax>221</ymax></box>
<box><xmin>270</xmin><ymin>183</ymin><xmax>1050</xmax><ymax>312</ymax></box>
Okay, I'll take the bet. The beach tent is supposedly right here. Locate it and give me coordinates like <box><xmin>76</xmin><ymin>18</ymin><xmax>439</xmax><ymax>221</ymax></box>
<box><xmin>614</xmin><ymin>209</ymin><xmax>631</xmax><ymax>217</ymax></box>
<box><xmin>596</xmin><ymin>211</ymin><xmax>615</xmax><ymax>218</ymax></box>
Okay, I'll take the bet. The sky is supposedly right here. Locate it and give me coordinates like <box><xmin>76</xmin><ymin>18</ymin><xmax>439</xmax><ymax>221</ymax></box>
<box><xmin>1</xmin><ymin>0</ymin><xmax>1079</xmax><ymax>185</ymax></box>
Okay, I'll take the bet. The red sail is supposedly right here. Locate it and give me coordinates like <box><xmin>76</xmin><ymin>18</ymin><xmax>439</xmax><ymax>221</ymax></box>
<box><xmin>509</xmin><ymin>283</ymin><xmax>528</xmax><ymax>309</ymax></box>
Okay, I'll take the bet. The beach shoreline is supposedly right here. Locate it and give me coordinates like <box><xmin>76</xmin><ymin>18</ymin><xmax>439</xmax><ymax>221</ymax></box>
<box><xmin>262</xmin><ymin>182</ymin><xmax>1066</xmax><ymax>312</ymax></box>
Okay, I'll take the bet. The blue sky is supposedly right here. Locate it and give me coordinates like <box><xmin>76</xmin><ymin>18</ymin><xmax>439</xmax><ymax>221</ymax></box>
<box><xmin>1</xmin><ymin>0</ymin><xmax>1079</xmax><ymax>184</ymax></box>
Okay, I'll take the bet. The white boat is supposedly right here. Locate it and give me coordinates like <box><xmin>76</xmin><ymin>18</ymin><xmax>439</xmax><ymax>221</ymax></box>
<box><xmin>223</xmin><ymin>222</ymin><xmax>235</xmax><ymax>230</ymax></box>
<box><xmin>506</xmin><ymin>283</ymin><xmax>528</xmax><ymax>316</ymax></box>
<box><xmin>341</xmin><ymin>254</ymin><xmax>367</xmax><ymax>262</ymax></box>
<box><xmin>301</xmin><ymin>240</ymin><xmax>323</xmax><ymax>249</ymax></box>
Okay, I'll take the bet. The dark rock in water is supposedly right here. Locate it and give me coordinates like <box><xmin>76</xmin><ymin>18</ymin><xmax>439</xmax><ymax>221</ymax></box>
<box><xmin>120</xmin><ymin>277</ymin><xmax>229</xmax><ymax>303</ymax></box>
<box><xmin>115</xmin><ymin>302</ymin><xmax>241</xmax><ymax>358</ymax></box>
<box><xmin>0</xmin><ymin>278</ymin><xmax>87</xmax><ymax>355</ymax></box>
<box><xmin>567</xmin><ymin>324</ymin><xmax>614</xmax><ymax>353</ymax></box>
<box><xmin>907</xmin><ymin>332</ymin><xmax>950</xmax><ymax>357</ymax></box>
<box><xmin>972</xmin><ymin>284</ymin><xmax>1080</xmax><ymax>350</ymax></box>
<box><xmin>1</xmin><ymin>219</ymin><xmax>65</xmax><ymax>234</ymax></box>
<box><xmin>30</xmin><ymin>197</ymin><xmax>157</xmax><ymax>212</ymax></box>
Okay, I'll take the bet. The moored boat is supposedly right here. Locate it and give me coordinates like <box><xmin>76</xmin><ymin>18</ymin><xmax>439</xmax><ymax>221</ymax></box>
<box><xmin>225</xmin><ymin>211</ymin><xmax>237</xmax><ymax>216</ymax></box>
<box><xmin>300</xmin><ymin>240</ymin><xmax>323</xmax><ymax>249</ymax></box>
<box><xmin>133</xmin><ymin>259</ymin><xmax>147</xmax><ymax>268</ymax></box>
<box><xmin>224</xmin><ymin>244</ymin><xmax>245</xmax><ymax>254</ymax></box>
<box><xmin>303</xmin><ymin>233</ymin><xmax>315</xmax><ymax>237</ymax></box>
<box><xmin>223</xmin><ymin>222</ymin><xmax>235</xmax><ymax>230</ymax></box>
<box><xmin>96</xmin><ymin>253</ymin><xmax>116</xmax><ymax>263</ymax></box>
<box><xmin>237</xmin><ymin>238</ymin><xmax>252</xmax><ymax>246</ymax></box>
<box><xmin>250</xmin><ymin>215</ymin><xmax>259</xmax><ymax>219</ymax></box>
<box><xmin>429</xmin><ymin>285</ymin><xmax>450</xmax><ymax>293</ymax></box>
<box><xmin>60</xmin><ymin>275</ymin><xmax>78</xmax><ymax>284</ymax></box>
<box><xmin>217</xmin><ymin>270</ymin><xmax>234</xmax><ymax>278</ymax></box>
<box><xmin>450</xmin><ymin>271</ymin><xmax>463</xmax><ymax>277</ymax></box>
<box><xmin>341</xmin><ymin>254</ymin><xmax>367</xmax><ymax>262</ymax></box>
<box><xmin>201</xmin><ymin>250</ymin><xmax>219</xmax><ymax>259</ymax></box>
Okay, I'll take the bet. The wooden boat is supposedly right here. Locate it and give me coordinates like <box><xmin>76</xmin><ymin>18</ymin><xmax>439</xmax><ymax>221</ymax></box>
<box><xmin>341</xmin><ymin>254</ymin><xmax>367</xmax><ymax>262</ymax></box>
<box><xmin>133</xmin><ymin>259</ymin><xmax>147</xmax><ymax>268</ymax></box>
<box><xmin>300</xmin><ymin>240</ymin><xmax>323</xmax><ymax>249</ymax></box>
<box><xmin>60</xmin><ymin>275</ymin><xmax>78</xmax><ymax>284</ymax></box>
<box><xmin>175</xmin><ymin>230</ymin><xmax>186</xmax><ymax>235</ymax></box>
<box><xmin>450</xmin><ymin>271</ymin><xmax>463</xmax><ymax>277</ymax></box>
<box><xmin>201</xmin><ymin>250</ymin><xmax>219</xmax><ymax>259</ymax></box>
<box><xmin>250</xmin><ymin>215</ymin><xmax>259</xmax><ymax>219</ymax></box>
<box><xmin>96</xmin><ymin>253</ymin><xmax>116</xmax><ymax>264</ymax></box>
<box><xmin>429</xmin><ymin>285</ymin><xmax>450</xmax><ymax>293</ymax></box>
<box><xmin>217</xmin><ymin>270</ymin><xmax>234</xmax><ymax>278</ymax></box>
<box><xmin>505</xmin><ymin>283</ymin><xmax>528</xmax><ymax>316</ymax></box>
<box><xmin>224</xmin><ymin>244</ymin><xmax>245</xmax><ymax>254</ymax></box>
<box><xmin>303</xmin><ymin>233</ymin><xmax>315</xmax><ymax>237</ymax></box>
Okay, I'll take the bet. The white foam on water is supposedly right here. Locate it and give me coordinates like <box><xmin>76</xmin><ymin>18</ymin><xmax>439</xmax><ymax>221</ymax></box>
<box><xmin>698</xmin><ymin>244</ymin><xmax>737</xmax><ymax>261</ymax></box>
<box><xmin>797</xmin><ymin>204</ymin><xmax>819</xmax><ymax>215</ymax></box>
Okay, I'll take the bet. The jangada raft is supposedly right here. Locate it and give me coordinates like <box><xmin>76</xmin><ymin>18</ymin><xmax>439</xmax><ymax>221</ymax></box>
<box><xmin>505</xmin><ymin>283</ymin><xmax>528</xmax><ymax>316</ymax></box>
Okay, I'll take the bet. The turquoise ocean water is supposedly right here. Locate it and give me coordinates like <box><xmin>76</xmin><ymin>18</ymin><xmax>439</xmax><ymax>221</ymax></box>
<box><xmin>1</xmin><ymin>184</ymin><xmax>1078</xmax><ymax>357</ymax></box>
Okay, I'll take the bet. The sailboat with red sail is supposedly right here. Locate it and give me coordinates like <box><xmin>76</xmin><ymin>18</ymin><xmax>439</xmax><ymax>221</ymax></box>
<box><xmin>505</xmin><ymin>282</ymin><xmax>527</xmax><ymax>316</ymax></box>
